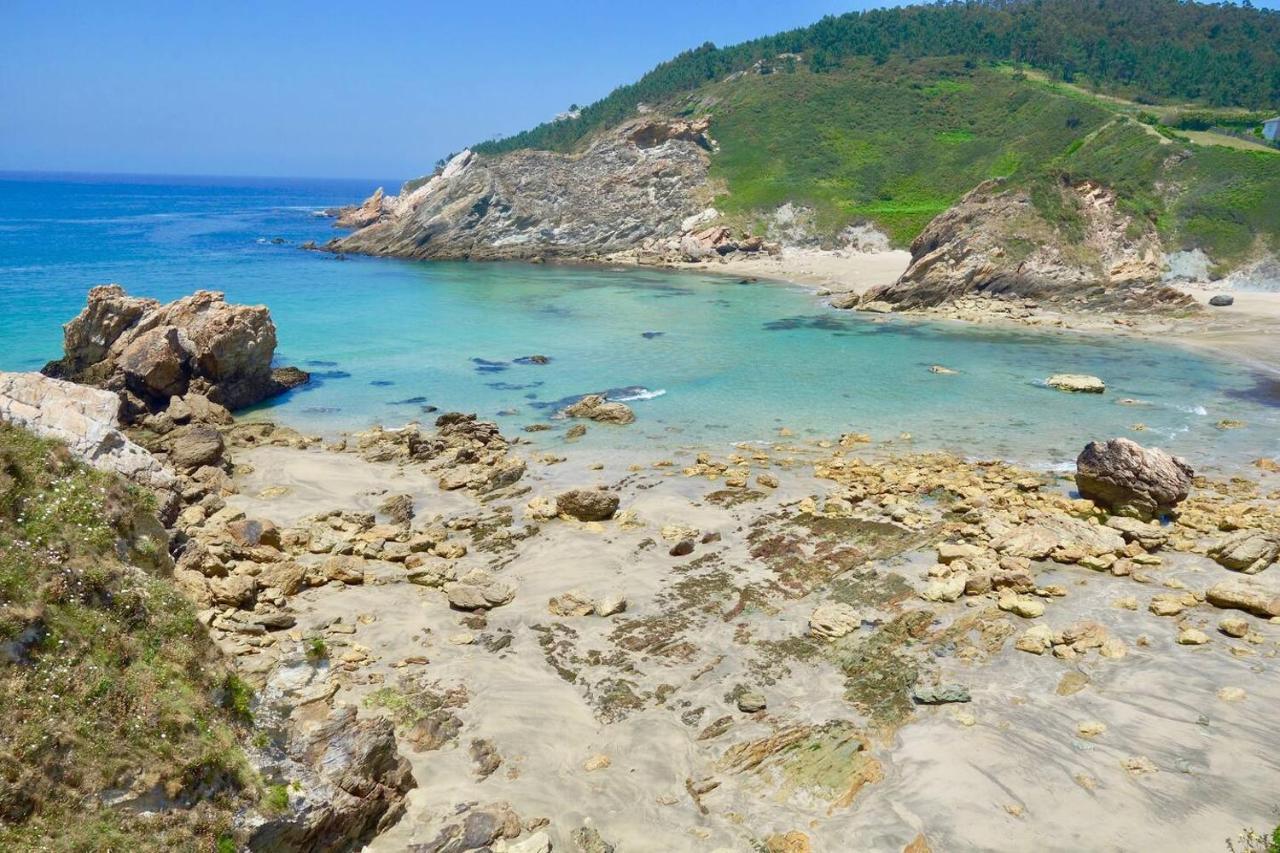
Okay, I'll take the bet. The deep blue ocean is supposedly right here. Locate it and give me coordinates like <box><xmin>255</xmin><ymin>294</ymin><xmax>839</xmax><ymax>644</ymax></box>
<box><xmin>1</xmin><ymin>171</ymin><xmax>1276</xmax><ymax>467</ymax></box>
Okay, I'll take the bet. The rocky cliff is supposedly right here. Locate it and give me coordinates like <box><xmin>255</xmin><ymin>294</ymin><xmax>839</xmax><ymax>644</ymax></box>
<box><xmin>42</xmin><ymin>285</ymin><xmax>308</xmax><ymax>420</ymax></box>
<box><xmin>330</xmin><ymin>117</ymin><xmax>716</xmax><ymax>260</ymax></box>
<box><xmin>854</xmin><ymin>179</ymin><xmax>1195</xmax><ymax>313</ymax></box>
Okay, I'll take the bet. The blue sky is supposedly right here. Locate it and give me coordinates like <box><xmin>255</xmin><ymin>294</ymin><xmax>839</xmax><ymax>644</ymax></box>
<box><xmin>0</xmin><ymin>1</ymin><xmax>888</xmax><ymax>180</ymax></box>
<box><xmin>2</xmin><ymin>0</ymin><xmax>1275</xmax><ymax>180</ymax></box>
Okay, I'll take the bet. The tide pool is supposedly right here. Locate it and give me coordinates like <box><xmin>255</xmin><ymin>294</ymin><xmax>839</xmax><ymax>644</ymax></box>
<box><xmin>2</xmin><ymin>172</ymin><xmax>1276</xmax><ymax>468</ymax></box>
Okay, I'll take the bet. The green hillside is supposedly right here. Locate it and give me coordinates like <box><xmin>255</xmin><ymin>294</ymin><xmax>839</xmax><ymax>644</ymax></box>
<box><xmin>472</xmin><ymin>0</ymin><xmax>1280</xmax><ymax>270</ymax></box>
<box><xmin>695</xmin><ymin>57</ymin><xmax>1280</xmax><ymax>266</ymax></box>
<box><xmin>477</xmin><ymin>0</ymin><xmax>1280</xmax><ymax>157</ymax></box>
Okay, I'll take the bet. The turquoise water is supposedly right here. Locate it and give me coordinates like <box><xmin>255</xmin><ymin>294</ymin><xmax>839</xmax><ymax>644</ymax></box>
<box><xmin>2</xmin><ymin>172</ymin><xmax>1277</xmax><ymax>468</ymax></box>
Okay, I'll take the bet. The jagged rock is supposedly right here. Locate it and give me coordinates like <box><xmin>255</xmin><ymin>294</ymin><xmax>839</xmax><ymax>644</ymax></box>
<box><xmin>335</xmin><ymin>186</ymin><xmax>388</xmax><ymax>229</ymax></box>
<box><xmin>556</xmin><ymin>488</ymin><xmax>619</xmax><ymax>521</ymax></box>
<box><xmin>42</xmin><ymin>285</ymin><xmax>308</xmax><ymax>417</ymax></box>
<box><xmin>571</xmin><ymin>826</ymin><xmax>616</xmax><ymax>853</ymax></box>
<box><xmin>412</xmin><ymin>801</ymin><xmax>522</xmax><ymax>852</ymax></box>
<box><xmin>246</xmin><ymin>705</ymin><xmax>414</xmax><ymax>851</ymax></box>
<box><xmin>1075</xmin><ymin>438</ymin><xmax>1193</xmax><ymax>519</ymax></box>
<box><xmin>1208</xmin><ymin>530</ymin><xmax>1280</xmax><ymax>575</ymax></box>
<box><xmin>378</xmin><ymin>493</ymin><xmax>415</xmax><ymax>525</ymax></box>
<box><xmin>331</xmin><ymin>116</ymin><xmax>711</xmax><ymax>262</ymax></box>
<box><xmin>560</xmin><ymin>394</ymin><xmax>635</xmax><ymax>425</ymax></box>
<box><xmin>0</xmin><ymin>372</ymin><xmax>180</xmax><ymax>515</ymax></box>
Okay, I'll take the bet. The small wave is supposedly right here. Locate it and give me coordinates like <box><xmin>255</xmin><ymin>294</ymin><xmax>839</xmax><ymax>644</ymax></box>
<box><xmin>1174</xmin><ymin>404</ymin><xmax>1208</xmax><ymax>416</ymax></box>
<box><xmin>610</xmin><ymin>387</ymin><xmax>666</xmax><ymax>402</ymax></box>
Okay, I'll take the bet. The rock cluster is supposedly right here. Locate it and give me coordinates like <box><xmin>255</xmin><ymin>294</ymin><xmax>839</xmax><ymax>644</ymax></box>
<box><xmin>346</xmin><ymin>413</ymin><xmax>526</xmax><ymax>494</ymax></box>
<box><xmin>41</xmin><ymin>285</ymin><xmax>308</xmax><ymax>419</ymax></box>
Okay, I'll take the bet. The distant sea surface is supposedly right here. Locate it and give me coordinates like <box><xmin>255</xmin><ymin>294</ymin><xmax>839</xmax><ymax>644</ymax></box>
<box><xmin>1</xmin><ymin>171</ymin><xmax>1276</xmax><ymax>468</ymax></box>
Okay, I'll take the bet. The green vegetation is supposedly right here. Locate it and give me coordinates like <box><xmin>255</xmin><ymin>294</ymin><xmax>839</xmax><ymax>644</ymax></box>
<box><xmin>476</xmin><ymin>0</ymin><xmax>1279</xmax><ymax>156</ymax></box>
<box><xmin>467</xmin><ymin>3</ymin><xmax>1279</xmax><ymax>265</ymax></box>
<box><xmin>703</xmin><ymin>57</ymin><xmax>1110</xmax><ymax>243</ymax></box>
<box><xmin>0</xmin><ymin>424</ymin><xmax>255</xmax><ymax>850</ymax></box>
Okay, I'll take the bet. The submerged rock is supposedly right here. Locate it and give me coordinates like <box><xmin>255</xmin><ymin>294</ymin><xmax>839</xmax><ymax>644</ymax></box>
<box><xmin>1075</xmin><ymin>438</ymin><xmax>1193</xmax><ymax>519</ymax></box>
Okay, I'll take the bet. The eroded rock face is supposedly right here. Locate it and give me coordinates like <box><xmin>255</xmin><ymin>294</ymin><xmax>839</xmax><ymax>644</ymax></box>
<box><xmin>330</xmin><ymin>117</ymin><xmax>711</xmax><ymax>261</ymax></box>
<box><xmin>0</xmin><ymin>372</ymin><xmax>179</xmax><ymax>511</ymax></box>
<box><xmin>248</xmin><ymin>705</ymin><xmax>414</xmax><ymax>852</ymax></box>
<box><xmin>43</xmin><ymin>285</ymin><xmax>308</xmax><ymax>418</ymax></box>
<box><xmin>1075</xmin><ymin>438</ymin><xmax>1193</xmax><ymax>519</ymax></box>
<box><xmin>1209</xmin><ymin>530</ymin><xmax>1280</xmax><ymax>575</ymax></box>
<box><xmin>858</xmin><ymin>179</ymin><xmax>1194</xmax><ymax>313</ymax></box>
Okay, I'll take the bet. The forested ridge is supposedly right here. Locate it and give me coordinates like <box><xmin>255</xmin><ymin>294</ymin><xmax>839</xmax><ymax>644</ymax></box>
<box><xmin>476</xmin><ymin>0</ymin><xmax>1280</xmax><ymax>155</ymax></box>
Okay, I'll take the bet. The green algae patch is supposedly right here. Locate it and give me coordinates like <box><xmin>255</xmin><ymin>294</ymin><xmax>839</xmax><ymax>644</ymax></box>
<box><xmin>722</xmin><ymin>720</ymin><xmax>883</xmax><ymax>811</ymax></box>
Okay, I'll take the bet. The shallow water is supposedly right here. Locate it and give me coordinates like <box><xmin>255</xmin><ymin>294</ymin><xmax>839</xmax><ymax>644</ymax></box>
<box><xmin>1</xmin><ymin>172</ymin><xmax>1276</xmax><ymax>468</ymax></box>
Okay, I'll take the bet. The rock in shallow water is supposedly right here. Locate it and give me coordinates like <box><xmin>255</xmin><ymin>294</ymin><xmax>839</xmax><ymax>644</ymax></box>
<box><xmin>42</xmin><ymin>284</ymin><xmax>308</xmax><ymax>417</ymax></box>
<box><xmin>1047</xmin><ymin>373</ymin><xmax>1106</xmax><ymax>393</ymax></box>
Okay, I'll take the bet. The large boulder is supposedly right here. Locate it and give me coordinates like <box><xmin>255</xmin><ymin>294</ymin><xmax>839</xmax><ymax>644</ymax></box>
<box><xmin>43</xmin><ymin>285</ymin><xmax>308</xmax><ymax>418</ymax></box>
<box><xmin>0</xmin><ymin>372</ymin><xmax>179</xmax><ymax>515</ymax></box>
<box><xmin>1075</xmin><ymin>438</ymin><xmax>1193</xmax><ymax>519</ymax></box>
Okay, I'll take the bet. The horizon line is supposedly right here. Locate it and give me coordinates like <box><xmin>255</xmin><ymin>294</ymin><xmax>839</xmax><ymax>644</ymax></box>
<box><xmin>0</xmin><ymin>168</ymin><xmax>400</xmax><ymax>186</ymax></box>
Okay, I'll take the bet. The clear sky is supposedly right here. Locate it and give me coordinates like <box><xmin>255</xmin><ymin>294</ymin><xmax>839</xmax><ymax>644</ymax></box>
<box><xmin>0</xmin><ymin>0</ymin><xmax>901</xmax><ymax>181</ymax></box>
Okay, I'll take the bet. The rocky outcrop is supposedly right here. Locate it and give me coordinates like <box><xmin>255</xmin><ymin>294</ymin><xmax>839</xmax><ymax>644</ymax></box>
<box><xmin>0</xmin><ymin>371</ymin><xmax>179</xmax><ymax>507</ymax></box>
<box><xmin>1075</xmin><ymin>438</ymin><xmax>1194</xmax><ymax>519</ymax></box>
<box><xmin>247</xmin><ymin>705</ymin><xmax>414</xmax><ymax>852</ymax></box>
<box><xmin>334</xmin><ymin>186</ymin><xmax>387</xmax><ymax>230</ymax></box>
<box><xmin>857</xmin><ymin>179</ymin><xmax>1195</xmax><ymax>313</ymax></box>
<box><xmin>330</xmin><ymin>117</ymin><xmax>713</xmax><ymax>261</ymax></box>
<box><xmin>43</xmin><ymin>285</ymin><xmax>308</xmax><ymax>419</ymax></box>
<box><xmin>559</xmin><ymin>394</ymin><xmax>635</xmax><ymax>425</ymax></box>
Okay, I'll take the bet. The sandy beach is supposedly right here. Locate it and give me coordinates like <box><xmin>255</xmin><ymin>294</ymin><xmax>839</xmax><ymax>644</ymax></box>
<box><xmin>209</xmin><ymin>420</ymin><xmax>1280</xmax><ymax>852</ymax></box>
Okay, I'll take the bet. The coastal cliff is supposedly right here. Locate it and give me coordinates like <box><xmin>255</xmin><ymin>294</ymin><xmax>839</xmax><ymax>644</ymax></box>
<box><xmin>331</xmin><ymin>117</ymin><xmax>715</xmax><ymax>261</ymax></box>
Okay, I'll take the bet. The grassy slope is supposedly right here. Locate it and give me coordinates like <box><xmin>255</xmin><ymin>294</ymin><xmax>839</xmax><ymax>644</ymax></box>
<box><xmin>0</xmin><ymin>424</ymin><xmax>256</xmax><ymax>851</ymax></box>
<box><xmin>700</xmin><ymin>58</ymin><xmax>1110</xmax><ymax>244</ymax></box>
<box><xmin>666</xmin><ymin>56</ymin><xmax>1278</xmax><ymax>268</ymax></box>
